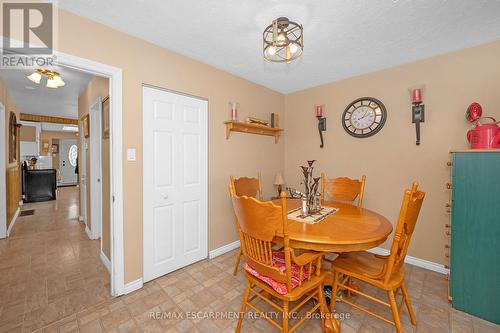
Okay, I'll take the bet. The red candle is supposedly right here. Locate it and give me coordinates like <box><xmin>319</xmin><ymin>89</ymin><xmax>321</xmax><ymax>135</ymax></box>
<box><xmin>315</xmin><ymin>105</ymin><xmax>323</xmax><ymax>117</ymax></box>
<box><xmin>412</xmin><ymin>89</ymin><xmax>422</xmax><ymax>104</ymax></box>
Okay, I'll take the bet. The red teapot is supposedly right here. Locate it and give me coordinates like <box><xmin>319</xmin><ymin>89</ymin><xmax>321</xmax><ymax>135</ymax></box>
<box><xmin>467</xmin><ymin>117</ymin><xmax>500</xmax><ymax>149</ymax></box>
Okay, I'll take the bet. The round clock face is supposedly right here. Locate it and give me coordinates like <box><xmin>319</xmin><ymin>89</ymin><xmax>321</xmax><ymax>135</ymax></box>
<box><xmin>342</xmin><ymin>97</ymin><xmax>387</xmax><ymax>138</ymax></box>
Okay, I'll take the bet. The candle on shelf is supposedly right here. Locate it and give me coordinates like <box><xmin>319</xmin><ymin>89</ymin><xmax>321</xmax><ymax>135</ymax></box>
<box><xmin>229</xmin><ymin>101</ymin><xmax>239</xmax><ymax>121</ymax></box>
<box><xmin>315</xmin><ymin>105</ymin><xmax>323</xmax><ymax>117</ymax></box>
<box><xmin>412</xmin><ymin>89</ymin><xmax>422</xmax><ymax>104</ymax></box>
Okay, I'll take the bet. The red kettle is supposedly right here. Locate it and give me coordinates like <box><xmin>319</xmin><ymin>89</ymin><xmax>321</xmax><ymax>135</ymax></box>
<box><xmin>467</xmin><ymin>117</ymin><xmax>500</xmax><ymax>149</ymax></box>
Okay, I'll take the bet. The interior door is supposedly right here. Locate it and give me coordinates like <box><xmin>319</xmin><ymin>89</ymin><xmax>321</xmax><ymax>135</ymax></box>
<box><xmin>79</xmin><ymin>124</ymin><xmax>87</xmax><ymax>223</ymax></box>
<box><xmin>59</xmin><ymin>139</ymin><xmax>78</xmax><ymax>185</ymax></box>
<box><xmin>143</xmin><ymin>86</ymin><xmax>208</xmax><ymax>282</ymax></box>
<box><xmin>89</xmin><ymin>98</ymin><xmax>102</xmax><ymax>240</ymax></box>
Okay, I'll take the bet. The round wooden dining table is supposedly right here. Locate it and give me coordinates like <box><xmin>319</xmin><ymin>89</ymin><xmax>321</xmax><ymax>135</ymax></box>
<box><xmin>273</xmin><ymin>199</ymin><xmax>393</xmax><ymax>253</ymax></box>
<box><xmin>272</xmin><ymin>199</ymin><xmax>393</xmax><ymax>333</ymax></box>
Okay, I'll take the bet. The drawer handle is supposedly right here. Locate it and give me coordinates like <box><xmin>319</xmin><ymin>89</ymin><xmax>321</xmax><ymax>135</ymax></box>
<box><xmin>446</xmin><ymin>183</ymin><xmax>452</xmax><ymax>189</ymax></box>
<box><xmin>446</xmin><ymin>208</ymin><xmax>451</xmax><ymax>213</ymax></box>
<box><xmin>446</xmin><ymin>231</ymin><xmax>451</xmax><ymax>236</ymax></box>
<box><xmin>445</xmin><ymin>253</ymin><xmax>450</xmax><ymax>258</ymax></box>
<box><xmin>445</xmin><ymin>244</ymin><xmax>450</xmax><ymax>249</ymax></box>
<box><xmin>446</xmin><ymin>161</ymin><xmax>452</xmax><ymax>167</ymax></box>
<box><xmin>445</xmin><ymin>224</ymin><xmax>451</xmax><ymax>228</ymax></box>
<box><xmin>445</xmin><ymin>203</ymin><xmax>451</xmax><ymax>208</ymax></box>
<box><xmin>444</xmin><ymin>264</ymin><xmax>450</xmax><ymax>269</ymax></box>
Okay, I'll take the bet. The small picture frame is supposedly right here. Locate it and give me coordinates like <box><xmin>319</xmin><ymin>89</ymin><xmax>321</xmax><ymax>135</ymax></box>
<box><xmin>102</xmin><ymin>96</ymin><xmax>110</xmax><ymax>139</ymax></box>
<box><xmin>83</xmin><ymin>114</ymin><xmax>90</xmax><ymax>138</ymax></box>
<box><xmin>51</xmin><ymin>143</ymin><xmax>58</xmax><ymax>153</ymax></box>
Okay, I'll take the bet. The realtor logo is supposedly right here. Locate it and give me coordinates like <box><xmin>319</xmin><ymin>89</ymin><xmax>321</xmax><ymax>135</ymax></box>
<box><xmin>1</xmin><ymin>1</ymin><xmax>57</xmax><ymax>68</ymax></box>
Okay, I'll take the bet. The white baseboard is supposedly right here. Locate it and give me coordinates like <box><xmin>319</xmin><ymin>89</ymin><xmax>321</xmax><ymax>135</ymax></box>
<box><xmin>206</xmin><ymin>241</ymin><xmax>448</xmax><ymax>275</ymax></box>
<box><xmin>367</xmin><ymin>247</ymin><xmax>449</xmax><ymax>275</ymax></box>
<box><xmin>7</xmin><ymin>207</ymin><xmax>20</xmax><ymax>236</ymax></box>
<box><xmin>85</xmin><ymin>225</ymin><xmax>93</xmax><ymax>239</ymax></box>
<box><xmin>124</xmin><ymin>278</ymin><xmax>143</xmax><ymax>294</ymax></box>
<box><xmin>100</xmin><ymin>251</ymin><xmax>111</xmax><ymax>273</ymax></box>
<box><xmin>209</xmin><ymin>240</ymin><xmax>240</xmax><ymax>259</ymax></box>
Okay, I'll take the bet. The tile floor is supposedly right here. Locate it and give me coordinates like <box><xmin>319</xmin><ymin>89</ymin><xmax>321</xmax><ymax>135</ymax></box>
<box><xmin>1</xmin><ymin>187</ymin><xmax>499</xmax><ymax>332</ymax></box>
<box><xmin>0</xmin><ymin>187</ymin><xmax>111</xmax><ymax>332</ymax></box>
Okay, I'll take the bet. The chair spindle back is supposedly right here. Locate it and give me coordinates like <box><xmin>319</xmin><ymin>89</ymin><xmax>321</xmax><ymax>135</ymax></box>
<box><xmin>321</xmin><ymin>173</ymin><xmax>366</xmax><ymax>207</ymax></box>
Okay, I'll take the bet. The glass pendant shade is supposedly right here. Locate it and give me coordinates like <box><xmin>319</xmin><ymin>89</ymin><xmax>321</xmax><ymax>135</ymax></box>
<box><xmin>46</xmin><ymin>76</ymin><xmax>59</xmax><ymax>88</ymax></box>
<box><xmin>26</xmin><ymin>71</ymin><xmax>42</xmax><ymax>84</ymax></box>
<box><xmin>52</xmin><ymin>75</ymin><xmax>65</xmax><ymax>87</ymax></box>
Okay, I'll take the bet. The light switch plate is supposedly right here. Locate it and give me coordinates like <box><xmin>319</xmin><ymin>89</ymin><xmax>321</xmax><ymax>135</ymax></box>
<box><xmin>127</xmin><ymin>148</ymin><xmax>136</xmax><ymax>161</ymax></box>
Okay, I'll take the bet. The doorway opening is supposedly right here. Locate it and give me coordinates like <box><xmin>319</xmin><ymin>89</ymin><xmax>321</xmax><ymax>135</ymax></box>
<box><xmin>0</xmin><ymin>49</ymin><xmax>124</xmax><ymax>330</ymax></box>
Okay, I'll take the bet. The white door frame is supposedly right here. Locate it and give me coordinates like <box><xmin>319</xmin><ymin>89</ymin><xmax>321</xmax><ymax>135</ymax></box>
<box><xmin>1</xmin><ymin>41</ymin><xmax>124</xmax><ymax>295</ymax></box>
<box><xmin>57</xmin><ymin>52</ymin><xmax>124</xmax><ymax>296</ymax></box>
<box><xmin>0</xmin><ymin>103</ymin><xmax>6</xmax><ymax>239</ymax></box>
<box><xmin>79</xmin><ymin>123</ymin><xmax>87</xmax><ymax>224</ymax></box>
<box><xmin>89</xmin><ymin>97</ymin><xmax>103</xmax><ymax>240</ymax></box>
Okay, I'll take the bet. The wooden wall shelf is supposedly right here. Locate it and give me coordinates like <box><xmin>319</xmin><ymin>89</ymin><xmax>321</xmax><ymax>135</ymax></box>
<box><xmin>224</xmin><ymin>121</ymin><xmax>283</xmax><ymax>144</ymax></box>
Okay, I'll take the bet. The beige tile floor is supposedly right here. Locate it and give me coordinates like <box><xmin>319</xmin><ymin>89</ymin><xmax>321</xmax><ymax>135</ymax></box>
<box><xmin>1</xmin><ymin>187</ymin><xmax>499</xmax><ymax>332</ymax></box>
<box><xmin>0</xmin><ymin>187</ymin><xmax>111</xmax><ymax>332</ymax></box>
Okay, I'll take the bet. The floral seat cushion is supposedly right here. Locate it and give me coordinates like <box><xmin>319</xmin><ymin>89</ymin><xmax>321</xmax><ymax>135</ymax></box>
<box><xmin>243</xmin><ymin>251</ymin><xmax>315</xmax><ymax>295</ymax></box>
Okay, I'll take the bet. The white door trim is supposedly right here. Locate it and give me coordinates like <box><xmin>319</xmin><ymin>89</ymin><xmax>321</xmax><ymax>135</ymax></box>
<box><xmin>0</xmin><ymin>103</ymin><xmax>6</xmax><ymax>239</ymax></box>
<box><xmin>79</xmin><ymin>123</ymin><xmax>87</xmax><ymax>224</ymax></box>
<box><xmin>55</xmin><ymin>51</ymin><xmax>124</xmax><ymax>296</ymax></box>
<box><xmin>89</xmin><ymin>97</ymin><xmax>103</xmax><ymax>241</ymax></box>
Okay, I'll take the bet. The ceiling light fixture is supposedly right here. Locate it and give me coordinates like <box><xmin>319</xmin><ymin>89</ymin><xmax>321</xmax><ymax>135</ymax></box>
<box><xmin>26</xmin><ymin>69</ymin><xmax>65</xmax><ymax>88</ymax></box>
<box><xmin>263</xmin><ymin>17</ymin><xmax>303</xmax><ymax>64</ymax></box>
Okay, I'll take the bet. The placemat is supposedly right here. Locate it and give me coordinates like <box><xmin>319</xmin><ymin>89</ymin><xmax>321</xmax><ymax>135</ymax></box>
<box><xmin>288</xmin><ymin>206</ymin><xmax>338</xmax><ymax>224</ymax></box>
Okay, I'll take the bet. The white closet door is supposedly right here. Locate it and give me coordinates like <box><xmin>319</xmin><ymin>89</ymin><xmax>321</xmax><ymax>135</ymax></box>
<box><xmin>143</xmin><ymin>86</ymin><xmax>208</xmax><ymax>282</ymax></box>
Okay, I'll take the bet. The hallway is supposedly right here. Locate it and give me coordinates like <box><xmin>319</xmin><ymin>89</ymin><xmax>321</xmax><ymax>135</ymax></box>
<box><xmin>0</xmin><ymin>187</ymin><xmax>111</xmax><ymax>332</ymax></box>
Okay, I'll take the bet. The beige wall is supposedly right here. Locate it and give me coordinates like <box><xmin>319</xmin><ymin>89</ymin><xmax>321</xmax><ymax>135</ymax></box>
<box><xmin>284</xmin><ymin>41</ymin><xmax>500</xmax><ymax>265</ymax></box>
<box><xmin>20</xmin><ymin>126</ymin><xmax>37</xmax><ymax>142</ymax></box>
<box><xmin>57</xmin><ymin>9</ymin><xmax>285</xmax><ymax>283</ymax></box>
<box><xmin>77</xmin><ymin>76</ymin><xmax>111</xmax><ymax>259</ymax></box>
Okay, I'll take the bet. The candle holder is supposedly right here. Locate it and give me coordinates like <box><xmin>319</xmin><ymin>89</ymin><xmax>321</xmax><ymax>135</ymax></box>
<box><xmin>409</xmin><ymin>87</ymin><xmax>425</xmax><ymax>145</ymax></box>
<box><xmin>315</xmin><ymin>105</ymin><xmax>326</xmax><ymax>148</ymax></box>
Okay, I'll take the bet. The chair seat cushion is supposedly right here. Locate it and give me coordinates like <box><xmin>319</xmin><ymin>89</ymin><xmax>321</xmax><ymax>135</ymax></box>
<box><xmin>244</xmin><ymin>251</ymin><xmax>315</xmax><ymax>295</ymax></box>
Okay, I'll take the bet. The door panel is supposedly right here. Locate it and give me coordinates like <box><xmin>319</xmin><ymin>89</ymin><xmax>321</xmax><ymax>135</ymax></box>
<box><xmin>183</xmin><ymin>134</ymin><xmax>200</xmax><ymax>186</ymax></box>
<box><xmin>183</xmin><ymin>200</ymin><xmax>200</xmax><ymax>254</ymax></box>
<box><xmin>143</xmin><ymin>87</ymin><xmax>208</xmax><ymax>282</ymax></box>
<box><xmin>154</xmin><ymin>205</ymin><xmax>174</xmax><ymax>263</ymax></box>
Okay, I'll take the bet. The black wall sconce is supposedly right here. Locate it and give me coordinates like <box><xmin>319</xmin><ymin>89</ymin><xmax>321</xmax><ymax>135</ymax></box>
<box><xmin>410</xmin><ymin>87</ymin><xmax>425</xmax><ymax>145</ymax></box>
<box><xmin>315</xmin><ymin>105</ymin><xmax>326</xmax><ymax>148</ymax></box>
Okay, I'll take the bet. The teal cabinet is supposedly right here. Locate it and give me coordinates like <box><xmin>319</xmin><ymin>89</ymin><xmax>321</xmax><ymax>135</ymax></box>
<box><xmin>450</xmin><ymin>151</ymin><xmax>500</xmax><ymax>325</ymax></box>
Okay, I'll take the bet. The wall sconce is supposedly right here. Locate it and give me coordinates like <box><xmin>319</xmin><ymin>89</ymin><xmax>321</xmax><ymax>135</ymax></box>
<box><xmin>410</xmin><ymin>86</ymin><xmax>425</xmax><ymax>145</ymax></box>
<box><xmin>315</xmin><ymin>105</ymin><xmax>326</xmax><ymax>148</ymax></box>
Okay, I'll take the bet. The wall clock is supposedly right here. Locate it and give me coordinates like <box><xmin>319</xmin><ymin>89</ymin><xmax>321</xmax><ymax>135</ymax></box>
<box><xmin>342</xmin><ymin>97</ymin><xmax>387</xmax><ymax>138</ymax></box>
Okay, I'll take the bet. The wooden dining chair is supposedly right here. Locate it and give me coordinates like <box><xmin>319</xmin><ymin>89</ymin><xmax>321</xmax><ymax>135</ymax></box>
<box><xmin>321</xmin><ymin>173</ymin><xmax>366</xmax><ymax>208</ymax></box>
<box><xmin>330</xmin><ymin>182</ymin><xmax>425</xmax><ymax>333</ymax></box>
<box><xmin>230</xmin><ymin>173</ymin><xmax>263</xmax><ymax>275</ymax></box>
<box><xmin>229</xmin><ymin>186</ymin><xmax>336</xmax><ymax>333</ymax></box>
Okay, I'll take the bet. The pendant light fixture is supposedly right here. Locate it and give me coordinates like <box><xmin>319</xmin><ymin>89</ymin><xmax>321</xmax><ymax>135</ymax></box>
<box><xmin>27</xmin><ymin>69</ymin><xmax>65</xmax><ymax>88</ymax></box>
<box><xmin>263</xmin><ymin>17</ymin><xmax>303</xmax><ymax>63</ymax></box>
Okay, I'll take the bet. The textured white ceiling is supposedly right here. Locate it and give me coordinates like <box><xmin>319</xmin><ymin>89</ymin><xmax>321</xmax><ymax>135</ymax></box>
<box><xmin>0</xmin><ymin>65</ymin><xmax>92</xmax><ymax>119</ymax></box>
<box><xmin>58</xmin><ymin>0</ymin><xmax>500</xmax><ymax>93</ymax></box>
